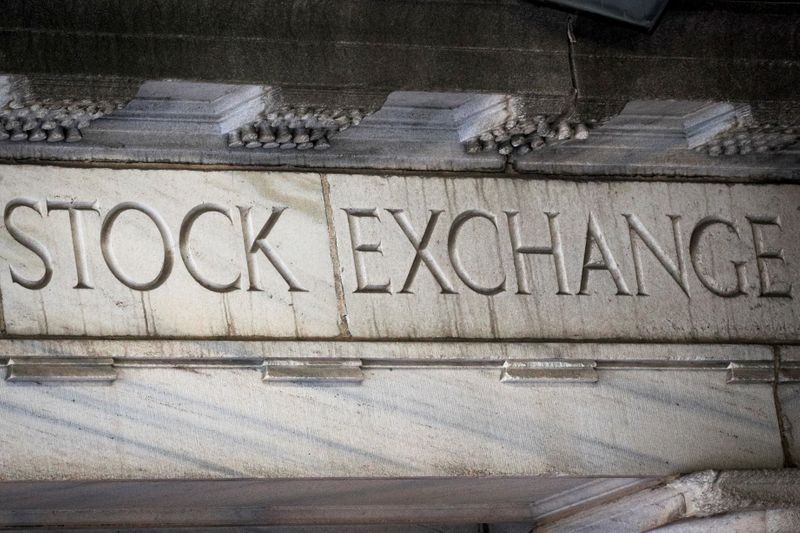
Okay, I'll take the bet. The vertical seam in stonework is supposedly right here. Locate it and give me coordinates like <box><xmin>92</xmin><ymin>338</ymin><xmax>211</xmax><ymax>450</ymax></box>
<box><xmin>0</xmin><ymin>285</ymin><xmax>6</xmax><ymax>335</ymax></box>
<box><xmin>565</xmin><ymin>15</ymin><xmax>580</xmax><ymax>119</ymax></box>
<box><xmin>772</xmin><ymin>346</ymin><xmax>797</xmax><ymax>467</ymax></box>
<box><xmin>321</xmin><ymin>173</ymin><xmax>351</xmax><ymax>337</ymax></box>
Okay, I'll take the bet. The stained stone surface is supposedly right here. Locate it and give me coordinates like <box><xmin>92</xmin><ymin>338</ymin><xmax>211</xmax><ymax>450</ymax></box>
<box><xmin>0</xmin><ymin>166</ymin><xmax>339</xmax><ymax>337</ymax></box>
<box><xmin>0</xmin><ymin>339</ymin><xmax>772</xmax><ymax>363</ymax></box>
<box><xmin>778</xmin><ymin>346</ymin><xmax>800</xmax><ymax>466</ymax></box>
<box><xmin>328</xmin><ymin>174</ymin><xmax>800</xmax><ymax>341</ymax></box>
<box><xmin>1</xmin><ymin>166</ymin><xmax>799</xmax><ymax>341</ymax></box>
<box><xmin>0</xmin><ymin>477</ymin><xmax>657</xmax><ymax>528</ymax></box>
<box><xmin>0</xmin><ymin>365</ymin><xmax>782</xmax><ymax>480</ymax></box>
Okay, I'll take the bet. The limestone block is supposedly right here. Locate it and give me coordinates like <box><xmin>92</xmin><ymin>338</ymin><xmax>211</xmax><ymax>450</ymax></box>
<box><xmin>777</xmin><ymin>346</ymin><xmax>800</xmax><ymax>465</ymax></box>
<box><xmin>0</xmin><ymin>165</ymin><xmax>339</xmax><ymax>337</ymax></box>
<box><xmin>0</xmin><ymin>365</ymin><xmax>782</xmax><ymax>480</ymax></box>
<box><xmin>0</xmin><ymin>477</ymin><xmax>651</xmax><ymax>529</ymax></box>
<box><xmin>327</xmin><ymin>174</ymin><xmax>800</xmax><ymax>341</ymax></box>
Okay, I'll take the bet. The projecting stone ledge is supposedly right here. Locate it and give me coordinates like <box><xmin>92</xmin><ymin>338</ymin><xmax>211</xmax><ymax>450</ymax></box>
<box><xmin>514</xmin><ymin>100</ymin><xmax>800</xmax><ymax>179</ymax></box>
<box><xmin>2</xmin><ymin>78</ymin><xmax>798</xmax><ymax>176</ymax></box>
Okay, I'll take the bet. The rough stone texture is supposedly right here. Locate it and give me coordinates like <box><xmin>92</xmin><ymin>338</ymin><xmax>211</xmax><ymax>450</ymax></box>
<box><xmin>653</xmin><ymin>510</ymin><xmax>800</xmax><ymax>533</ymax></box>
<box><xmin>0</xmin><ymin>87</ymin><xmax>507</xmax><ymax>172</ymax></box>
<box><xmin>669</xmin><ymin>470</ymin><xmax>800</xmax><ymax>517</ymax></box>
<box><xmin>514</xmin><ymin>100</ymin><xmax>800</xmax><ymax>179</ymax></box>
<box><xmin>328</xmin><ymin>174</ymin><xmax>800</xmax><ymax>341</ymax></box>
<box><xmin>0</xmin><ymin>1</ymin><xmax>797</xmax><ymax>123</ymax></box>
<box><xmin>538</xmin><ymin>470</ymin><xmax>800</xmax><ymax>532</ymax></box>
<box><xmin>0</xmin><ymin>339</ymin><xmax>773</xmax><ymax>364</ymax></box>
<box><xmin>777</xmin><ymin>346</ymin><xmax>800</xmax><ymax>466</ymax></box>
<box><xmin>0</xmin><ymin>365</ymin><xmax>782</xmax><ymax>480</ymax></box>
<box><xmin>1</xmin><ymin>86</ymin><xmax>796</xmax><ymax>177</ymax></box>
<box><xmin>535</xmin><ymin>484</ymin><xmax>686</xmax><ymax>532</ymax></box>
<box><xmin>83</xmin><ymin>80</ymin><xmax>270</xmax><ymax>148</ymax></box>
<box><xmin>0</xmin><ymin>166</ymin><xmax>339</xmax><ymax>337</ymax></box>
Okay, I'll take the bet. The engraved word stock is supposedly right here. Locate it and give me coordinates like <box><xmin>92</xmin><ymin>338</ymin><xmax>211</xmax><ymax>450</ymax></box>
<box><xmin>4</xmin><ymin>199</ymin><xmax>306</xmax><ymax>293</ymax></box>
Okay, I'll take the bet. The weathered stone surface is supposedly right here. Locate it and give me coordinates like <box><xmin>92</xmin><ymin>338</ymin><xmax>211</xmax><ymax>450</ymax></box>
<box><xmin>0</xmin><ymin>166</ymin><xmax>339</xmax><ymax>337</ymax></box>
<box><xmin>2</xmin><ymin>166</ymin><xmax>798</xmax><ymax>340</ymax></box>
<box><xmin>0</xmin><ymin>477</ymin><xmax>655</xmax><ymax>529</ymax></box>
<box><xmin>777</xmin><ymin>346</ymin><xmax>800</xmax><ymax>466</ymax></box>
<box><xmin>0</xmin><ymin>338</ymin><xmax>774</xmax><ymax>363</ymax></box>
<box><xmin>0</xmin><ymin>365</ymin><xmax>782</xmax><ymax>480</ymax></box>
<box><xmin>83</xmin><ymin>80</ymin><xmax>271</xmax><ymax>148</ymax></box>
<box><xmin>328</xmin><ymin>174</ymin><xmax>800</xmax><ymax>341</ymax></box>
<box><xmin>513</xmin><ymin>100</ymin><xmax>800</xmax><ymax>179</ymax></box>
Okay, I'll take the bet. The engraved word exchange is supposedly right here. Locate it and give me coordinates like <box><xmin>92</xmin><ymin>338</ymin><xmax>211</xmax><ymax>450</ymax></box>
<box><xmin>3</xmin><ymin>197</ymin><xmax>793</xmax><ymax>300</ymax></box>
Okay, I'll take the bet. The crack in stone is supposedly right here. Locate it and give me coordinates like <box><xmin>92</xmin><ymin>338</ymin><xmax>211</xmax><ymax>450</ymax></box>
<box><xmin>773</xmin><ymin>346</ymin><xmax>797</xmax><ymax>467</ymax></box>
<box><xmin>321</xmin><ymin>174</ymin><xmax>351</xmax><ymax>338</ymax></box>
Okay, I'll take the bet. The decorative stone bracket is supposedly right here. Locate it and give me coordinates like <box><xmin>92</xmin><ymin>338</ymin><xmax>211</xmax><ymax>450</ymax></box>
<box><xmin>3</xmin><ymin>76</ymin><xmax>796</xmax><ymax>176</ymax></box>
<box><xmin>500</xmin><ymin>359</ymin><xmax>598</xmax><ymax>384</ymax></box>
<box><xmin>262</xmin><ymin>359</ymin><xmax>365</xmax><ymax>384</ymax></box>
<box><xmin>5</xmin><ymin>356</ymin><xmax>117</xmax><ymax>383</ymax></box>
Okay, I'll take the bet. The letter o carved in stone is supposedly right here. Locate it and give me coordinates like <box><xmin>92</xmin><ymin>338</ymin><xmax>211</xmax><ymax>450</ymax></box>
<box><xmin>101</xmin><ymin>202</ymin><xmax>175</xmax><ymax>291</ymax></box>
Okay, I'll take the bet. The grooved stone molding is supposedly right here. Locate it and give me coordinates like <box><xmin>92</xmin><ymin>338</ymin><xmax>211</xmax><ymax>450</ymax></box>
<box><xmin>0</xmin><ymin>364</ymin><xmax>782</xmax><ymax>480</ymax></box>
<box><xmin>1</xmin><ymin>165</ymin><xmax>799</xmax><ymax>340</ymax></box>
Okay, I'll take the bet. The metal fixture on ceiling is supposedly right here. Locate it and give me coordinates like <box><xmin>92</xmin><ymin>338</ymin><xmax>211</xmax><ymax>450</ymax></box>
<box><xmin>543</xmin><ymin>0</ymin><xmax>670</xmax><ymax>28</ymax></box>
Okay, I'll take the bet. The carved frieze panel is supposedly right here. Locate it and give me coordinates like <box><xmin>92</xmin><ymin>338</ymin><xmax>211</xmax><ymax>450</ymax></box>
<box><xmin>328</xmin><ymin>175</ymin><xmax>799</xmax><ymax>341</ymax></box>
<box><xmin>0</xmin><ymin>166</ymin><xmax>339</xmax><ymax>337</ymax></box>
<box><xmin>1</xmin><ymin>165</ymin><xmax>798</xmax><ymax>341</ymax></box>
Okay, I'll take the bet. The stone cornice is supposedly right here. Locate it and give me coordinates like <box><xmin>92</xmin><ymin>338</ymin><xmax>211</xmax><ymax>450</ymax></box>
<box><xmin>1</xmin><ymin>76</ymin><xmax>798</xmax><ymax>178</ymax></box>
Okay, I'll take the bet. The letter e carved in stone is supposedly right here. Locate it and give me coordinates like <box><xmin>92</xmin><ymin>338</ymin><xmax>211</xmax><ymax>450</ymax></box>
<box><xmin>747</xmin><ymin>215</ymin><xmax>792</xmax><ymax>298</ymax></box>
<box><xmin>342</xmin><ymin>208</ymin><xmax>391</xmax><ymax>293</ymax></box>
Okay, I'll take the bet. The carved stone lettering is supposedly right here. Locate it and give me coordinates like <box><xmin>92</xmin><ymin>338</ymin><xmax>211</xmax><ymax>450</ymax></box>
<box><xmin>579</xmin><ymin>213</ymin><xmax>632</xmax><ymax>296</ymax></box>
<box><xmin>101</xmin><ymin>201</ymin><xmax>175</xmax><ymax>291</ymax></box>
<box><xmin>329</xmin><ymin>175</ymin><xmax>799</xmax><ymax>341</ymax></box>
<box><xmin>180</xmin><ymin>203</ymin><xmax>242</xmax><ymax>293</ymax></box>
<box><xmin>747</xmin><ymin>215</ymin><xmax>792</xmax><ymax>298</ymax></box>
<box><xmin>387</xmin><ymin>209</ymin><xmax>457</xmax><ymax>294</ymax></box>
<box><xmin>690</xmin><ymin>217</ymin><xmax>748</xmax><ymax>298</ymax></box>
<box><xmin>343</xmin><ymin>208</ymin><xmax>391</xmax><ymax>294</ymax></box>
<box><xmin>238</xmin><ymin>206</ymin><xmax>307</xmax><ymax>293</ymax></box>
<box><xmin>623</xmin><ymin>213</ymin><xmax>689</xmax><ymax>297</ymax></box>
<box><xmin>448</xmin><ymin>209</ymin><xmax>505</xmax><ymax>295</ymax></box>
<box><xmin>4</xmin><ymin>197</ymin><xmax>53</xmax><ymax>290</ymax></box>
<box><xmin>0</xmin><ymin>167</ymin><xmax>338</xmax><ymax>337</ymax></box>
<box><xmin>46</xmin><ymin>200</ymin><xmax>101</xmax><ymax>289</ymax></box>
<box><xmin>1</xmin><ymin>167</ymin><xmax>798</xmax><ymax>340</ymax></box>
<box><xmin>505</xmin><ymin>211</ymin><xmax>571</xmax><ymax>295</ymax></box>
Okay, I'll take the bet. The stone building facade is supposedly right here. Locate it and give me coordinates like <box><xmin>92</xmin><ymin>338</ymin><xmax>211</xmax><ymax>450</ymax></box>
<box><xmin>0</xmin><ymin>1</ymin><xmax>798</xmax><ymax>531</ymax></box>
